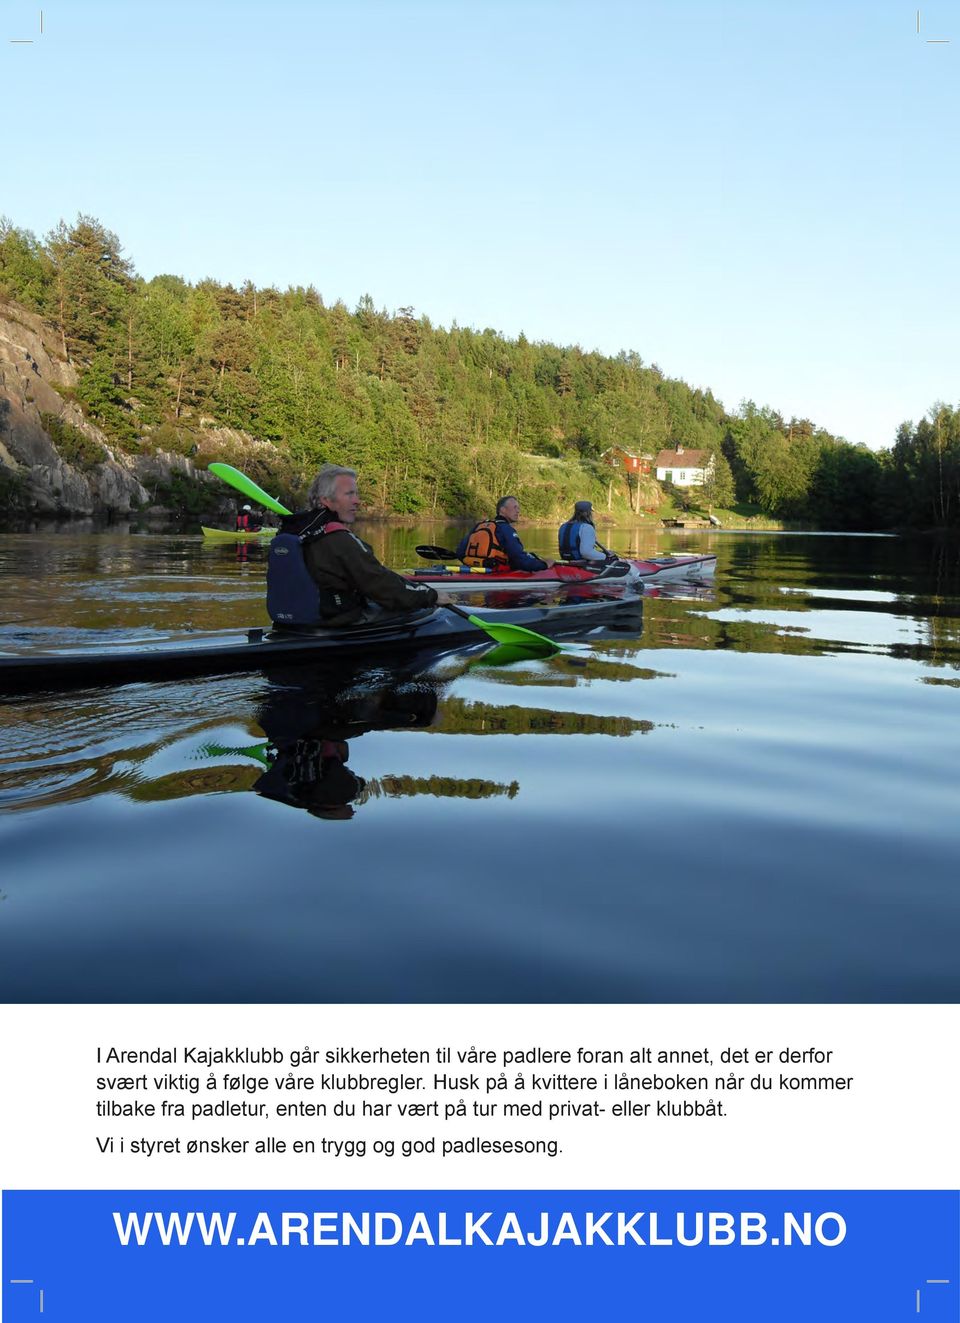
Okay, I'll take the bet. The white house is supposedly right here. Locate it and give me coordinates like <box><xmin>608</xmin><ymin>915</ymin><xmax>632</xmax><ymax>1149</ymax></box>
<box><xmin>654</xmin><ymin>446</ymin><xmax>715</xmax><ymax>487</ymax></box>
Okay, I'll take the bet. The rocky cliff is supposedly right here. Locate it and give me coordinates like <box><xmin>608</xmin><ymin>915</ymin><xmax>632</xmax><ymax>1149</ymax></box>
<box><xmin>0</xmin><ymin>301</ymin><xmax>282</xmax><ymax>519</ymax></box>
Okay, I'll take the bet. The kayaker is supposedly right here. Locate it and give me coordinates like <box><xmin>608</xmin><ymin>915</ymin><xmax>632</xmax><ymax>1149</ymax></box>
<box><xmin>558</xmin><ymin>500</ymin><xmax>615</xmax><ymax>564</ymax></box>
<box><xmin>268</xmin><ymin>464</ymin><xmax>451</xmax><ymax>627</ymax></box>
<box><xmin>236</xmin><ymin>503</ymin><xmax>262</xmax><ymax>533</ymax></box>
<box><xmin>457</xmin><ymin>496</ymin><xmax>550</xmax><ymax>572</ymax></box>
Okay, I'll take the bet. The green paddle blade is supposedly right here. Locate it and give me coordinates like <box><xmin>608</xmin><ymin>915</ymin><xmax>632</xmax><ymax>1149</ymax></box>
<box><xmin>443</xmin><ymin>602</ymin><xmax>559</xmax><ymax>650</ymax></box>
<box><xmin>466</xmin><ymin>614</ymin><xmax>561</xmax><ymax>647</ymax></box>
<box><xmin>198</xmin><ymin>741</ymin><xmax>272</xmax><ymax>767</ymax></box>
<box><xmin>472</xmin><ymin>640</ymin><xmax>559</xmax><ymax>666</ymax></box>
<box><xmin>208</xmin><ymin>463</ymin><xmax>292</xmax><ymax>516</ymax></box>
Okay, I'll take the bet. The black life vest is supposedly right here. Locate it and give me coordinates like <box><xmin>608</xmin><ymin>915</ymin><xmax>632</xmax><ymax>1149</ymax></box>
<box><xmin>266</xmin><ymin>510</ymin><xmax>363</xmax><ymax>627</ymax></box>
<box><xmin>558</xmin><ymin>518</ymin><xmax>584</xmax><ymax>560</ymax></box>
<box><xmin>462</xmin><ymin>518</ymin><xmax>509</xmax><ymax>568</ymax></box>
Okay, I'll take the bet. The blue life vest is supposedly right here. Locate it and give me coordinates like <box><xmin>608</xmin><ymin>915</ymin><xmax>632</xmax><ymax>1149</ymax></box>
<box><xmin>266</xmin><ymin>533</ymin><xmax>323</xmax><ymax>626</ymax></box>
<box><xmin>266</xmin><ymin>513</ymin><xmax>354</xmax><ymax>627</ymax></box>
<box><xmin>558</xmin><ymin>518</ymin><xmax>584</xmax><ymax>560</ymax></box>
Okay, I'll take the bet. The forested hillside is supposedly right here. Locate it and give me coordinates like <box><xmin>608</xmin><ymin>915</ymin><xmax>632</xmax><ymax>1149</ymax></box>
<box><xmin>1</xmin><ymin>213</ymin><xmax>956</xmax><ymax>530</ymax></box>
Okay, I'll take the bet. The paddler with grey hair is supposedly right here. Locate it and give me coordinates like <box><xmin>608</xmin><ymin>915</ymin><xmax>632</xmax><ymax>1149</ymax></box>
<box><xmin>558</xmin><ymin>499</ymin><xmax>616</xmax><ymax>564</ymax></box>
<box><xmin>266</xmin><ymin>463</ymin><xmax>451</xmax><ymax>628</ymax></box>
<box><xmin>457</xmin><ymin>495</ymin><xmax>550</xmax><ymax>571</ymax></box>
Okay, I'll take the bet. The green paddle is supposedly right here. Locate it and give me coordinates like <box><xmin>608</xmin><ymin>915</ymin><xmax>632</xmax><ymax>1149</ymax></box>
<box><xmin>208</xmin><ymin>462</ymin><xmax>292</xmax><ymax>516</ymax></box>
<box><xmin>207</xmin><ymin>463</ymin><xmax>561</xmax><ymax>652</ymax></box>
<box><xmin>441</xmin><ymin>602</ymin><xmax>562</xmax><ymax>647</ymax></box>
<box><xmin>199</xmin><ymin>740</ymin><xmax>272</xmax><ymax>767</ymax></box>
<box><xmin>470</xmin><ymin>639</ymin><xmax>560</xmax><ymax>666</ymax></box>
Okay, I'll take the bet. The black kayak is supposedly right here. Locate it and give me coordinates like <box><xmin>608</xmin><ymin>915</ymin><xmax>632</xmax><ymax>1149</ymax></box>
<box><xmin>0</xmin><ymin>597</ymin><xmax>642</xmax><ymax>693</ymax></box>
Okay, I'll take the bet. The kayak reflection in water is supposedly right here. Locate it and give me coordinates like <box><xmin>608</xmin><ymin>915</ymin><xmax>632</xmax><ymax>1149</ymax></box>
<box><xmin>236</xmin><ymin>600</ymin><xmax>644</xmax><ymax>821</ymax></box>
<box><xmin>254</xmin><ymin>736</ymin><xmax>366</xmax><ymax>820</ymax></box>
<box><xmin>251</xmin><ymin>662</ymin><xmax>441</xmax><ymax>820</ymax></box>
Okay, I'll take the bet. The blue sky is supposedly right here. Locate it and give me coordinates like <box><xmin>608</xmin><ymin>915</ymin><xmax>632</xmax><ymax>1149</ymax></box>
<box><xmin>3</xmin><ymin>0</ymin><xmax>957</xmax><ymax>449</ymax></box>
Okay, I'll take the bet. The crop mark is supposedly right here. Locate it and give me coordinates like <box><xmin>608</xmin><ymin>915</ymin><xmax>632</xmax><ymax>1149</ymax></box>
<box><xmin>9</xmin><ymin>1279</ymin><xmax>45</xmax><ymax>1312</ymax></box>
<box><xmin>915</xmin><ymin>1278</ymin><xmax>951</xmax><ymax>1312</ymax></box>
<box><xmin>8</xmin><ymin>8</ymin><xmax>43</xmax><ymax>42</ymax></box>
<box><xmin>917</xmin><ymin>8</ymin><xmax>950</xmax><ymax>41</ymax></box>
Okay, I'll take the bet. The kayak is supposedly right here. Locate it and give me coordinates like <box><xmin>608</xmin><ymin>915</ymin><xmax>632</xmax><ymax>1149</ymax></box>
<box><xmin>404</xmin><ymin>553</ymin><xmax>716</xmax><ymax>590</ymax></box>
<box><xmin>201</xmin><ymin>525</ymin><xmax>276</xmax><ymax>540</ymax></box>
<box><xmin>0</xmin><ymin>597</ymin><xmax>642</xmax><ymax>693</ymax></box>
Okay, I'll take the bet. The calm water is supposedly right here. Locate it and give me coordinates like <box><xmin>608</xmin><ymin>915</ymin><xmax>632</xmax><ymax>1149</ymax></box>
<box><xmin>1</xmin><ymin>525</ymin><xmax>959</xmax><ymax>1003</ymax></box>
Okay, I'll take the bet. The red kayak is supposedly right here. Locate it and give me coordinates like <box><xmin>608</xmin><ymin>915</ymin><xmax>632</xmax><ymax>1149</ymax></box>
<box><xmin>404</xmin><ymin>552</ymin><xmax>716</xmax><ymax>591</ymax></box>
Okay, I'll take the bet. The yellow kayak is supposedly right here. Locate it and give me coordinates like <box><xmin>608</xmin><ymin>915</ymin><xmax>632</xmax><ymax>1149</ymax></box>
<box><xmin>201</xmin><ymin>525</ymin><xmax>276</xmax><ymax>541</ymax></box>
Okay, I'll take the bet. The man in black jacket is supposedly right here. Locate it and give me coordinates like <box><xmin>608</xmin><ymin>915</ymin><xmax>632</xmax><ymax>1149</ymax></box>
<box><xmin>297</xmin><ymin>464</ymin><xmax>450</xmax><ymax>625</ymax></box>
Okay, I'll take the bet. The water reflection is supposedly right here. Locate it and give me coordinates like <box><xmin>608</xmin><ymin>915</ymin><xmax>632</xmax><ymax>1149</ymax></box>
<box><xmin>254</xmin><ymin>664</ymin><xmax>438</xmax><ymax>819</ymax></box>
<box><xmin>246</xmin><ymin>667</ymin><xmax>514</xmax><ymax>819</ymax></box>
<box><xmin>2</xmin><ymin>530</ymin><xmax>959</xmax><ymax>1003</ymax></box>
<box><xmin>222</xmin><ymin>603</ymin><xmax>644</xmax><ymax>819</ymax></box>
<box><xmin>0</xmin><ymin>602</ymin><xmax>645</xmax><ymax>817</ymax></box>
<box><xmin>5</xmin><ymin>528</ymin><xmax>957</xmax><ymax>666</ymax></box>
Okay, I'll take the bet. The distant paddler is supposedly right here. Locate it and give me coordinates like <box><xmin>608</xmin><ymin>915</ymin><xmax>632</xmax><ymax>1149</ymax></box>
<box><xmin>457</xmin><ymin>495</ymin><xmax>550</xmax><ymax>572</ymax></box>
<box><xmin>558</xmin><ymin>500</ymin><xmax>619</xmax><ymax>566</ymax></box>
<box><xmin>235</xmin><ymin>503</ymin><xmax>263</xmax><ymax>533</ymax></box>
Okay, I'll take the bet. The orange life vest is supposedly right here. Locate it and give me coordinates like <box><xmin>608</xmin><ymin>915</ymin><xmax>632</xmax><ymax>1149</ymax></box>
<box><xmin>462</xmin><ymin>519</ymin><xmax>509</xmax><ymax>568</ymax></box>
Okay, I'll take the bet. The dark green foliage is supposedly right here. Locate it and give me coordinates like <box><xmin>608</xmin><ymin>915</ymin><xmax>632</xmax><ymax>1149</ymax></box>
<box><xmin>883</xmin><ymin>406</ymin><xmax>960</xmax><ymax>530</ymax></box>
<box><xmin>45</xmin><ymin>215</ymin><xmax>133</xmax><ymax>361</ymax></box>
<box><xmin>148</xmin><ymin>470</ymin><xmax>221</xmax><ymax>517</ymax></box>
<box><xmin>724</xmin><ymin>402</ymin><xmax>887</xmax><ymax>528</ymax></box>
<box><xmin>699</xmin><ymin>450</ymin><xmax>735</xmax><ymax>510</ymax></box>
<box><xmin>73</xmin><ymin>352</ymin><xmax>138</xmax><ymax>442</ymax></box>
<box><xmin>0</xmin><ymin>217</ymin><xmax>51</xmax><ymax>310</ymax></box>
<box><xmin>0</xmin><ymin>213</ymin><xmax>953</xmax><ymax>530</ymax></box>
<box><xmin>808</xmin><ymin>443</ymin><xmax>882</xmax><ymax>531</ymax></box>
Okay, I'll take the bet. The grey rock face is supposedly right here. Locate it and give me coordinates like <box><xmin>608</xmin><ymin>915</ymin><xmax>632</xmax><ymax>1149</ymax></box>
<box><xmin>0</xmin><ymin>305</ymin><xmax>167</xmax><ymax>515</ymax></box>
<box><xmin>0</xmin><ymin>301</ymin><xmax>285</xmax><ymax>518</ymax></box>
